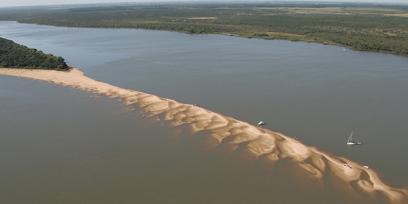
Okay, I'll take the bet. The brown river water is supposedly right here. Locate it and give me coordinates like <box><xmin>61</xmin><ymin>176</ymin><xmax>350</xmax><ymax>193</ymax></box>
<box><xmin>1</xmin><ymin>21</ymin><xmax>407</xmax><ymax>203</ymax></box>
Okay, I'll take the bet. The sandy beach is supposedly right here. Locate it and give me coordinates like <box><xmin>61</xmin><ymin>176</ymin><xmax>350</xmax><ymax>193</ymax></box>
<box><xmin>0</xmin><ymin>67</ymin><xmax>407</xmax><ymax>203</ymax></box>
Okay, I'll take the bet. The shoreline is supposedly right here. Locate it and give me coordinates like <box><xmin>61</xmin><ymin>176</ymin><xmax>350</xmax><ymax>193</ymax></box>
<box><xmin>12</xmin><ymin>20</ymin><xmax>408</xmax><ymax>58</ymax></box>
<box><xmin>0</xmin><ymin>67</ymin><xmax>407</xmax><ymax>203</ymax></box>
<box><xmin>1</xmin><ymin>20</ymin><xmax>406</xmax><ymax>59</ymax></box>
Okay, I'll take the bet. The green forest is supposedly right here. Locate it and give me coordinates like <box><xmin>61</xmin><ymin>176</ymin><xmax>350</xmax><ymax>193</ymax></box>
<box><xmin>0</xmin><ymin>37</ymin><xmax>69</xmax><ymax>70</ymax></box>
<box><xmin>1</xmin><ymin>3</ymin><xmax>408</xmax><ymax>56</ymax></box>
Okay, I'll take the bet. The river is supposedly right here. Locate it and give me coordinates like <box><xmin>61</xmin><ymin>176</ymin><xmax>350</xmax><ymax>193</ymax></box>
<box><xmin>1</xmin><ymin>21</ymin><xmax>407</xmax><ymax>204</ymax></box>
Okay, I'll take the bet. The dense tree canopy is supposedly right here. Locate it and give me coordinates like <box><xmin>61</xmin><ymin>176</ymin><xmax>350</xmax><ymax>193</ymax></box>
<box><xmin>0</xmin><ymin>37</ymin><xmax>69</xmax><ymax>70</ymax></box>
<box><xmin>1</xmin><ymin>3</ymin><xmax>408</xmax><ymax>57</ymax></box>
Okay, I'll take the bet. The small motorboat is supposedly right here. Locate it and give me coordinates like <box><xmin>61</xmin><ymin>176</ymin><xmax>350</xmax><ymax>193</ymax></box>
<box><xmin>257</xmin><ymin>121</ymin><xmax>266</xmax><ymax>127</ymax></box>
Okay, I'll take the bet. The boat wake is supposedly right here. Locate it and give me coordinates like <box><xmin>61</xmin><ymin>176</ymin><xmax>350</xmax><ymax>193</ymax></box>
<box><xmin>1</xmin><ymin>68</ymin><xmax>407</xmax><ymax>204</ymax></box>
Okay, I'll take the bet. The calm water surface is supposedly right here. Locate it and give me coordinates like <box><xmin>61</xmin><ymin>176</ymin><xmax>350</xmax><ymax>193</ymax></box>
<box><xmin>0</xmin><ymin>21</ymin><xmax>407</xmax><ymax>203</ymax></box>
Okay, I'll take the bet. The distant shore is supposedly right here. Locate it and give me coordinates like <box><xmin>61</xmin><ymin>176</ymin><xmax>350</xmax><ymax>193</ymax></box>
<box><xmin>1</xmin><ymin>3</ymin><xmax>407</xmax><ymax>57</ymax></box>
<box><xmin>1</xmin><ymin>67</ymin><xmax>407</xmax><ymax>203</ymax></box>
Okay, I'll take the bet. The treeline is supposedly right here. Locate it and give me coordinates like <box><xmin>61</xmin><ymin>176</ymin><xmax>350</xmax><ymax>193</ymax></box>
<box><xmin>1</xmin><ymin>4</ymin><xmax>408</xmax><ymax>57</ymax></box>
<box><xmin>0</xmin><ymin>37</ymin><xmax>69</xmax><ymax>70</ymax></box>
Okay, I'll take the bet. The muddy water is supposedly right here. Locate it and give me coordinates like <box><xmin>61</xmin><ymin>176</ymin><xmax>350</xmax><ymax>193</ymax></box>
<box><xmin>0</xmin><ymin>21</ymin><xmax>407</xmax><ymax>203</ymax></box>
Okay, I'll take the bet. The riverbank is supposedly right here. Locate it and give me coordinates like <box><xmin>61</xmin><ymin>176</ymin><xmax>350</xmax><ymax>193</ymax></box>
<box><xmin>1</xmin><ymin>67</ymin><xmax>407</xmax><ymax>203</ymax></box>
<box><xmin>1</xmin><ymin>3</ymin><xmax>408</xmax><ymax>57</ymax></box>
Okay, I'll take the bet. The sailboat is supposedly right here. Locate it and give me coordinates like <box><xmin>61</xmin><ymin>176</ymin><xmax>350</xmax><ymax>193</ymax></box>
<box><xmin>347</xmin><ymin>131</ymin><xmax>362</xmax><ymax>146</ymax></box>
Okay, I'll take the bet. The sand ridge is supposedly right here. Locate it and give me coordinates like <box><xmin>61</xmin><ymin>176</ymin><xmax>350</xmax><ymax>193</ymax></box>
<box><xmin>1</xmin><ymin>68</ymin><xmax>407</xmax><ymax>203</ymax></box>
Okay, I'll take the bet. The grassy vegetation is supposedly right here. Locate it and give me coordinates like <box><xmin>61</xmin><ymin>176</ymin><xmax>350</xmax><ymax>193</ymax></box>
<box><xmin>0</xmin><ymin>37</ymin><xmax>69</xmax><ymax>70</ymax></box>
<box><xmin>1</xmin><ymin>3</ymin><xmax>408</xmax><ymax>56</ymax></box>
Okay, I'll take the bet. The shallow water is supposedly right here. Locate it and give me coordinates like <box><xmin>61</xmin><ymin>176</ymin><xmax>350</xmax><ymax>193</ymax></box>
<box><xmin>0</xmin><ymin>21</ymin><xmax>407</xmax><ymax>203</ymax></box>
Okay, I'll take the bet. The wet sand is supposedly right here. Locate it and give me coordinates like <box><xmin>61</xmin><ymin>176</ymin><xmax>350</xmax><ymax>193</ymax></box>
<box><xmin>0</xmin><ymin>67</ymin><xmax>407</xmax><ymax>204</ymax></box>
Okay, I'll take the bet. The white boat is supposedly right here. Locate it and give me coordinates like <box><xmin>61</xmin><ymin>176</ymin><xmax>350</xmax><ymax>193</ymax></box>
<box><xmin>257</xmin><ymin>121</ymin><xmax>266</xmax><ymax>127</ymax></box>
<box><xmin>347</xmin><ymin>131</ymin><xmax>362</xmax><ymax>146</ymax></box>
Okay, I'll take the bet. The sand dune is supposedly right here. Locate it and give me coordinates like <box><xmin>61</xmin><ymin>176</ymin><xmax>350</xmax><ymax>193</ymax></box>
<box><xmin>1</xmin><ymin>68</ymin><xmax>407</xmax><ymax>203</ymax></box>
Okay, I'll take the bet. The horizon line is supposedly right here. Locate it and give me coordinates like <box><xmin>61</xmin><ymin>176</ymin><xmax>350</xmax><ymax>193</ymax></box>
<box><xmin>1</xmin><ymin>0</ymin><xmax>408</xmax><ymax>9</ymax></box>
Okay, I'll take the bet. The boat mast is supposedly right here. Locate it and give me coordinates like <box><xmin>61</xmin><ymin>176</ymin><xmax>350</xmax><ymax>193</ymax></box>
<box><xmin>347</xmin><ymin>131</ymin><xmax>354</xmax><ymax>143</ymax></box>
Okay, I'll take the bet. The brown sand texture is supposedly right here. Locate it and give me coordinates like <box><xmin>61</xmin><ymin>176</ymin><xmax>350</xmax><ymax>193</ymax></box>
<box><xmin>0</xmin><ymin>68</ymin><xmax>407</xmax><ymax>203</ymax></box>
